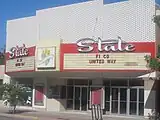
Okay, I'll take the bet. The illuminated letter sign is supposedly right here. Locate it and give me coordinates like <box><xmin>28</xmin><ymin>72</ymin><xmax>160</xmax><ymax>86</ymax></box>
<box><xmin>9</xmin><ymin>44</ymin><xmax>29</xmax><ymax>59</ymax></box>
<box><xmin>76</xmin><ymin>37</ymin><xmax>135</xmax><ymax>53</ymax></box>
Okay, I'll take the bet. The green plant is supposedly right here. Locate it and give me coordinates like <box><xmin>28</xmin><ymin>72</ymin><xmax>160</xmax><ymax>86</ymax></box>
<box><xmin>0</xmin><ymin>83</ymin><xmax>27</xmax><ymax>114</ymax></box>
<box><xmin>144</xmin><ymin>15</ymin><xmax>160</xmax><ymax>70</ymax></box>
<box><xmin>144</xmin><ymin>55</ymin><xmax>160</xmax><ymax>71</ymax></box>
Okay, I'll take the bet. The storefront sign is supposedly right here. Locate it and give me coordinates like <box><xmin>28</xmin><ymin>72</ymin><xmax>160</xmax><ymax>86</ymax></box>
<box><xmin>76</xmin><ymin>37</ymin><xmax>135</xmax><ymax>53</ymax></box>
<box><xmin>6</xmin><ymin>56</ymin><xmax>35</xmax><ymax>72</ymax></box>
<box><xmin>36</xmin><ymin>47</ymin><xmax>56</xmax><ymax>68</ymax></box>
<box><xmin>61</xmin><ymin>41</ymin><xmax>155</xmax><ymax>71</ymax></box>
<box><xmin>9</xmin><ymin>44</ymin><xmax>29</xmax><ymax>59</ymax></box>
<box><xmin>6</xmin><ymin>46</ymin><xmax>35</xmax><ymax>73</ymax></box>
<box><xmin>63</xmin><ymin>53</ymin><xmax>150</xmax><ymax>70</ymax></box>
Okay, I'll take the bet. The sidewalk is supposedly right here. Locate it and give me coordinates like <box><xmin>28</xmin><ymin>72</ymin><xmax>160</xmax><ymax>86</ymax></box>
<box><xmin>0</xmin><ymin>106</ymin><xmax>147</xmax><ymax>120</ymax></box>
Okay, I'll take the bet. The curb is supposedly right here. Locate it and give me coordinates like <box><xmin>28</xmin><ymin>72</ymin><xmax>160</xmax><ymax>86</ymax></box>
<box><xmin>0</xmin><ymin>113</ymin><xmax>39</xmax><ymax>120</ymax></box>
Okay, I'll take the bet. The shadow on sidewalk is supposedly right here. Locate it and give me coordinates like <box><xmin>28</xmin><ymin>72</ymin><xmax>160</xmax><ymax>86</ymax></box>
<box><xmin>56</xmin><ymin>118</ymin><xmax>69</xmax><ymax>120</ymax></box>
<box><xmin>4</xmin><ymin>109</ymin><xmax>37</xmax><ymax>114</ymax></box>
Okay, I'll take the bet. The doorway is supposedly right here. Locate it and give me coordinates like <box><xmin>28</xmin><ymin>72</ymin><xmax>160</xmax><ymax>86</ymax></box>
<box><xmin>110</xmin><ymin>87</ymin><xmax>144</xmax><ymax>115</ymax></box>
<box><xmin>129</xmin><ymin>88</ymin><xmax>144</xmax><ymax>116</ymax></box>
<box><xmin>74</xmin><ymin>86</ymin><xmax>88</xmax><ymax>111</ymax></box>
<box><xmin>111</xmin><ymin>87</ymin><xmax>127</xmax><ymax>114</ymax></box>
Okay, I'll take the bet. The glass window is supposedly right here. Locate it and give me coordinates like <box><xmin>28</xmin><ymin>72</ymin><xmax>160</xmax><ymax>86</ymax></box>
<box><xmin>67</xmin><ymin>100</ymin><xmax>73</xmax><ymax>110</ymax></box>
<box><xmin>111</xmin><ymin>80</ymin><xmax>127</xmax><ymax>86</ymax></box>
<box><xmin>67</xmin><ymin>86</ymin><xmax>73</xmax><ymax>99</ymax></box>
<box><xmin>130</xmin><ymin>89</ymin><xmax>137</xmax><ymax>101</ymax></box>
<box><xmin>103</xmin><ymin>80</ymin><xmax>110</xmax><ymax>86</ymax></box>
<box><xmin>105</xmin><ymin>87</ymin><xmax>110</xmax><ymax>101</ymax></box>
<box><xmin>120</xmin><ymin>102</ymin><xmax>127</xmax><ymax>114</ymax></box>
<box><xmin>48</xmin><ymin>86</ymin><xmax>60</xmax><ymax>99</ymax></box>
<box><xmin>67</xmin><ymin>79</ymin><xmax>74</xmax><ymax>85</ymax></box>
<box><xmin>129</xmin><ymin>80</ymin><xmax>144</xmax><ymax>86</ymax></box>
<box><xmin>139</xmin><ymin>103</ymin><xmax>144</xmax><ymax>116</ymax></box>
<box><xmin>105</xmin><ymin>102</ymin><xmax>110</xmax><ymax>111</ymax></box>
<box><xmin>130</xmin><ymin>102</ymin><xmax>137</xmax><ymax>115</ymax></box>
<box><xmin>60</xmin><ymin>86</ymin><xmax>66</xmax><ymax>99</ymax></box>
<box><xmin>112</xmin><ymin>101</ymin><xmax>118</xmax><ymax>113</ymax></box>
<box><xmin>112</xmin><ymin>88</ymin><xmax>118</xmax><ymax>100</ymax></box>
<box><xmin>89</xmin><ymin>80</ymin><xmax>92</xmax><ymax>85</ymax></box>
<box><xmin>139</xmin><ymin>89</ymin><xmax>144</xmax><ymax>102</ymax></box>
<box><xmin>120</xmin><ymin>88</ymin><xmax>127</xmax><ymax>101</ymax></box>
<box><xmin>48</xmin><ymin>85</ymin><xmax>66</xmax><ymax>99</ymax></box>
<box><xmin>74</xmin><ymin>80</ymin><xmax>88</xmax><ymax>85</ymax></box>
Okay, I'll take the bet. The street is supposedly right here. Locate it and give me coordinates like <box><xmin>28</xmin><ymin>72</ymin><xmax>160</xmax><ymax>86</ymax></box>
<box><xmin>0</xmin><ymin>115</ymin><xmax>32</xmax><ymax>120</ymax></box>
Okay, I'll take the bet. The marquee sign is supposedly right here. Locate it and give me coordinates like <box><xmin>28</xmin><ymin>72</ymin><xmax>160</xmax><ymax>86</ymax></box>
<box><xmin>63</xmin><ymin>53</ymin><xmax>150</xmax><ymax>70</ymax></box>
<box><xmin>9</xmin><ymin>44</ymin><xmax>29</xmax><ymax>59</ymax></box>
<box><xmin>77</xmin><ymin>37</ymin><xmax>135</xmax><ymax>52</ymax></box>
<box><xmin>5</xmin><ymin>45</ymin><xmax>35</xmax><ymax>73</ymax></box>
<box><xmin>60</xmin><ymin>40</ymin><xmax>155</xmax><ymax>71</ymax></box>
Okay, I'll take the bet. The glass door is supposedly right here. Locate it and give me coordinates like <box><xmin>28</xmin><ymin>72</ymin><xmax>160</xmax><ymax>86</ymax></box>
<box><xmin>111</xmin><ymin>87</ymin><xmax>127</xmax><ymax>114</ymax></box>
<box><xmin>120</xmin><ymin>88</ymin><xmax>127</xmax><ymax>114</ymax></box>
<box><xmin>111</xmin><ymin>88</ymin><xmax>118</xmax><ymax>113</ymax></box>
<box><xmin>81</xmin><ymin>87</ymin><xmax>88</xmax><ymax>111</ymax></box>
<box><xmin>129</xmin><ymin>88</ymin><xmax>137</xmax><ymax>115</ymax></box>
<box><xmin>74</xmin><ymin>87</ymin><xmax>80</xmax><ymax>110</ymax></box>
<box><xmin>129</xmin><ymin>88</ymin><xmax>144</xmax><ymax>116</ymax></box>
<box><xmin>139</xmin><ymin>88</ymin><xmax>144</xmax><ymax>116</ymax></box>
<box><xmin>110</xmin><ymin>87</ymin><xmax>144</xmax><ymax>116</ymax></box>
<box><xmin>74</xmin><ymin>86</ymin><xmax>88</xmax><ymax>111</ymax></box>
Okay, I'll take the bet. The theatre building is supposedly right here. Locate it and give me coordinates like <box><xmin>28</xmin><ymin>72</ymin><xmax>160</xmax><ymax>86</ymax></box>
<box><xmin>5</xmin><ymin>0</ymin><xmax>160</xmax><ymax>117</ymax></box>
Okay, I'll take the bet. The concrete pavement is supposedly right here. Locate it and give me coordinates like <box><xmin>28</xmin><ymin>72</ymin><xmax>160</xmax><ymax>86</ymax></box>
<box><xmin>0</xmin><ymin>115</ymin><xmax>35</xmax><ymax>120</ymax></box>
<box><xmin>0</xmin><ymin>115</ymin><xmax>30</xmax><ymax>120</ymax></box>
<box><xmin>0</xmin><ymin>106</ymin><xmax>147</xmax><ymax>120</ymax></box>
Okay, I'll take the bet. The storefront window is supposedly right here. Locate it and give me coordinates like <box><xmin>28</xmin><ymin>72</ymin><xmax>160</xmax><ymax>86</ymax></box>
<box><xmin>47</xmin><ymin>85</ymin><xmax>66</xmax><ymax>99</ymax></box>
<box><xmin>13</xmin><ymin>79</ymin><xmax>33</xmax><ymax>106</ymax></box>
<box><xmin>23</xmin><ymin>86</ymin><xmax>33</xmax><ymax>106</ymax></box>
<box><xmin>60</xmin><ymin>86</ymin><xmax>66</xmax><ymax>99</ymax></box>
<box><xmin>12</xmin><ymin>84</ymin><xmax>33</xmax><ymax>106</ymax></box>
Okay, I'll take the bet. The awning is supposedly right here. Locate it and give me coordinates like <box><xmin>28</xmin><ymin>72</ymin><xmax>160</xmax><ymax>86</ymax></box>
<box><xmin>137</xmin><ymin>71</ymin><xmax>156</xmax><ymax>78</ymax></box>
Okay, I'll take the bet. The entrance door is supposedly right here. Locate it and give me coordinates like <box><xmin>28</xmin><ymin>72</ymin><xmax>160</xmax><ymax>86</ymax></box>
<box><xmin>120</xmin><ymin>88</ymin><xmax>127</xmax><ymax>114</ymax></box>
<box><xmin>74</xmin><ymin>87</ymin><xmax>80</xmax><ymax>110</ymax></box>
<box><xmin>129</xmin><ymin>88</ymin><xmax>137</xmax><ymax>115</ymax></box>
<box><xmin>111</xmin><ymin>87</ymin><xmax>127</xmax><ymax>114</ymax></box>
<box><xmin>129</xmin><ymin>88</ymin><xmax>144</xmax><ymax>116</ymax></box>
<box><xmin>81</xmin><ymin>87</ymin><xmax>88</xmax><ymax>111</ymax></box>
<box><xmin>74</xmin><ymin>86</ymin><xmax>88</xmax><ymax>111</ymax></box>
<box><xmin>111</xmin><ymin>88</ymin><xmax>118</xmax><ymax>113</ymax></box>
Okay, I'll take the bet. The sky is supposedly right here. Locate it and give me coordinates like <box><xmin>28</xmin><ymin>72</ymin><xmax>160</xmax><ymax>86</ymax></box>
<box><xmin>0</xmin><ymin>0</ymin><xmax>160</xmax><ymax>51</ymax></box>
<box><xmin>0</xmin><ymin>0</ymin><xmax>89</xmax><ymax>51</ymax></box>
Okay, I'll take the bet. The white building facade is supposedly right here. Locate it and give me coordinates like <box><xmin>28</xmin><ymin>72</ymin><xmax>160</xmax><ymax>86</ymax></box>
<box><xmin>5</xmin><ymin>0</ymin><xmax>160</xmax><ymax>117</ymax></box>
